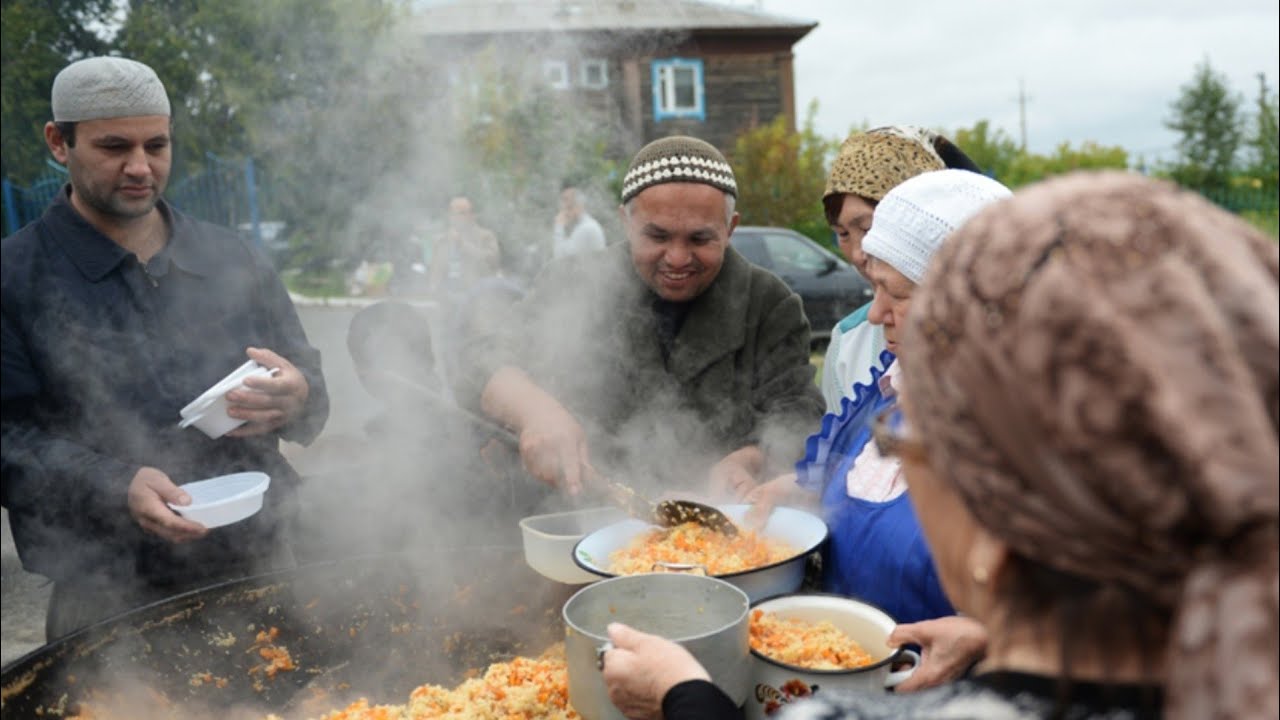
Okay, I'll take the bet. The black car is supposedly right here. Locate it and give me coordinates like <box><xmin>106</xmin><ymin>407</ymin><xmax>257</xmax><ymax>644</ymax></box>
<box><xmin>730</xmin><ymin>225</ymin><xmax>873</xmax><ymax>345</ymax></box>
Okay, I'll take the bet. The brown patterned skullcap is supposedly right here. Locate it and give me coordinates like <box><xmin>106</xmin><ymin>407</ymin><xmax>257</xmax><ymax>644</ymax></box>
<box><xmin>621</xmin><ymin>135</ymin><xmax>737</xmax><ymax>204</ymax></box>
<box><xmin>823</xmin><ymin>127</ymin><xmax>947</xmax><ymax>204</ymax></box>
<box><xmin>900</xmin><ymin>171</ymin><xmax>1279</xmax><ymax>720</ymax></box>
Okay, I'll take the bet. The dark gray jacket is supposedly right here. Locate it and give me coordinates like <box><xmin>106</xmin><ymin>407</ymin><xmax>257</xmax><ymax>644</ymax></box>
<box><xmin>460</xmin><ymin>241</ymin><xmax>823</xmax><ymax>489</ymax></box>
<box><xmin>1</xmin><ymin>189</ymin><xmax>329</xmax><ymax>585</ymax></box>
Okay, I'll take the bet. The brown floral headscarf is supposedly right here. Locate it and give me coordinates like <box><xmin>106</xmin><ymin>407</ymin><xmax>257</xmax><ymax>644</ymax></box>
<box><xmin>900</xmin><ymin>171</ymin><xmax>1279</xmax><ymax>720</ymax></box>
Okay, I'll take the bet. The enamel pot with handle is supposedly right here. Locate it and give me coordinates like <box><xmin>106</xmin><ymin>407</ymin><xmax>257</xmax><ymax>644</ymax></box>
<box><xmin>563</xmin><ymin>573</ymin><xmax>751</xmax><ymax>720</ymax></box>
<box><xmin>573</xmin><ymin>504</ymin><xmax>829</xmax><ymax>602</ymax></box>
<box><xmin>745</xmin><ymin>593</ymin><xmax>920</xmax><ymax>719</ymax></box>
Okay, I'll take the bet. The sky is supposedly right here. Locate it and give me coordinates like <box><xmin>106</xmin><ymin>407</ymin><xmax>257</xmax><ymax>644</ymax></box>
<box><xmin>751</xmin><ymin>0</ymin><xmax>1280</xmax><ymax>164</ymax></box>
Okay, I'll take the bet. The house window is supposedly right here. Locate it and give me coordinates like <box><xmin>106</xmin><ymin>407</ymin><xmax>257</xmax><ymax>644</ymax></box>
<box><xmin>544</xmin><ymin>60</ymin><xmax>570</xmax><ymax>90</ymax></box>
<box><xmin>652</xmin><ymin>58</ymin><xmax>705</xmax><ymax>121</ymax></box>
<box><xmin>580</xmin><ymin>59</ymin><xmax>608</xmax><ymax>89</ymax></box>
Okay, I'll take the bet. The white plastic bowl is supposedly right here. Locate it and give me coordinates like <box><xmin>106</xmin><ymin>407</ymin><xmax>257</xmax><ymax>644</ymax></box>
<box><xmin>179</xmin><ymin>361</ymin><xmax>278</xmax><ymax>439</ymax></box>
<box><xmin>169</xmin><ymin>471</ymin><xmax>271</xmax><ymax>528</ymax></box>
<box><xmin>520</xmin><ymin>507</ymin><xmax>627</xmax><ymax>584</ymax></box>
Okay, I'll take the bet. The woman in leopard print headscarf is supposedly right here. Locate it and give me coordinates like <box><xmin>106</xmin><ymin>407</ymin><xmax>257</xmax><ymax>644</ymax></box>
<box><xmin>892</xmin><ymin>170</ymin><xmax>1279</xmax><ymax>720</ymax></box>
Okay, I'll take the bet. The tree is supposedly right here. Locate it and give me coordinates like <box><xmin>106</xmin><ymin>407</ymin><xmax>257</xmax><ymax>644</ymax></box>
<box><xmin>0</xmin><ymin>0</ymin><xmax>115</xmax><ymax>182</ymax></box>
<box><xmin>1001</xmin><ymin>141</ymin><xmax>1128</xmax><ymax>187</ymax></box>
<box><xmin>1165</xmin><ymin>58</ymin><xmax>1243</xmax><ymax>190</ymax></box>
<box><xmin>1244</xmin><ymin>73</ymin><xmax>1279</xmax><ymax>190</ymax></box>
<box><xmin>949</xmin><ymin>120</ymin><xmax>1020</xmax><ymax>180</ymax></box>
<box><xmin>730</xmin><ymin>101</ymin><xmax>836</xmax><ymax>246</ymax></box>
<box><xmin>111</xmin><ymin>0</ymin><xmax>414</xmax><ymax>263</ymax></box>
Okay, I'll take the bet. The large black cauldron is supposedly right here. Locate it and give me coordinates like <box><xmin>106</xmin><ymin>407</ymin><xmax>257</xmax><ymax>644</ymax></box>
<box><xmin>0</xmin><ymin>549</ymin><xmax>573</xmax><ymax>718</ymax></box>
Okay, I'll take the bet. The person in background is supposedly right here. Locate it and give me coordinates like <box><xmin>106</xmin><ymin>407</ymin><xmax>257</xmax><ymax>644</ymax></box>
<box><xmin>1</xmin><ymin>56</ymin><xmax>329</xmax><ymax>640</ymax></box>
<box><xmin>428</xmin><ymin>195</ymin><xmax>502</xmax><ymax>294</ymax></box>
<box><xmin>456</xmin><ymin>136</ymin><xmax>823</xmax><ymax>500</ymax></box>
<box><xmin>552</xmin><ymin>183</ymin><xmax>607</xmax><ymax>259</ymax></box>
<box><xmin>819</xmin><ymin>126</ymin><xmax>981</xmax><ymax>411</ymax></box>
<box><xmin>600</xmin><ymin>171</ymin><xmax>1277</xmax><ymax>720</ymax></box>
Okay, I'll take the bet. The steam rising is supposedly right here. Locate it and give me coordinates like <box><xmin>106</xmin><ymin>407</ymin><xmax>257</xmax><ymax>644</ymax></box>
<box><xmin>4</xmin><ymin>2</ymin><xmax>820</xmax><ymax>716</ymax></box>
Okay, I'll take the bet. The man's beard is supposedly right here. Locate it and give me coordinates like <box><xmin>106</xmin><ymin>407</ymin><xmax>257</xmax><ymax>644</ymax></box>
<box><xmin>73</xmin><ymin>177</ymin><xmax>162</xmax><ymax>220</ymax></box>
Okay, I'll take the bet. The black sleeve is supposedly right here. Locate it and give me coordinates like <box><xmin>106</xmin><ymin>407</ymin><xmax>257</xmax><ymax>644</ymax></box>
<box><xmin>0</xmin><ymin>268</ymin><xmax>139</xmax><ymax>519</ymax></box>
<box><xmin>662</xmin><ymin>679</ymin><xmax>744</xmax><ymax>720</ymax></box>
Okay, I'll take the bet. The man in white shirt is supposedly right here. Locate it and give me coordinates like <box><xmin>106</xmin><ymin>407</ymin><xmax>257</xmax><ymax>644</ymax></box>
<box><xmin>551</xmin><ymin>185</ymin><xmax>606</xmax><ymax>258</ymax></box>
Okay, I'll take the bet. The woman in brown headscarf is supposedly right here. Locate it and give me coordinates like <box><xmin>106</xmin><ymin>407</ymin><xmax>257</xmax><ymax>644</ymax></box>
<box><xmin>884</xmin><ymin>170</ymin><xmax>1277</xmax><ymax>719</ymax></box>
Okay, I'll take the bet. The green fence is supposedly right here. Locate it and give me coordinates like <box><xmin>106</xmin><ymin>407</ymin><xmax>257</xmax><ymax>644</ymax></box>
<box><xmin>3</xmin><ymin>154</ymin><xmax>263</xmax><ymax>245</ymax></box>
<box><xmin>1198</xmin><ymin>185</ymin><xmax>1280</xmax><ymax>236</ymax></box>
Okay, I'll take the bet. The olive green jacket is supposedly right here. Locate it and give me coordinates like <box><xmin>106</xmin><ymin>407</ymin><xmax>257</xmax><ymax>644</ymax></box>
<box><xmin>459</xmin><ymin>242</ymin><xmax>823</xmax><ymax>489</ymax></box>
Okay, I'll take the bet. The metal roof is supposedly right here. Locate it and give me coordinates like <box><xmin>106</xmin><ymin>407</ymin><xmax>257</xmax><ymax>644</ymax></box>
<box><xmin>414</xmin><ymin>0</ymin><xmax>817</xmax><ymax>37</ymax></box>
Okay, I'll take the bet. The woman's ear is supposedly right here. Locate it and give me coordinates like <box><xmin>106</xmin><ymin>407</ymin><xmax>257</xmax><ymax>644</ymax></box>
<box><xmin>964</xmin><ymin>528</ymin><xmax>1010</xmax><ymax>612</ymax></box>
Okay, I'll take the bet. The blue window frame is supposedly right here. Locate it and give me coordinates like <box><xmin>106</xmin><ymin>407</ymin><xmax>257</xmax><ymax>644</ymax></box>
<box><xmin>651</xmin><ymin>58</ymin><xmax>705</xmax><ymax>122</ymax></box>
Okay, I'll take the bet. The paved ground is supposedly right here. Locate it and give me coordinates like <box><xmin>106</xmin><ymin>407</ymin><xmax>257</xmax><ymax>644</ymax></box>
<box><xmin>1</xmin><ymin>509</ymin><xmax>51</xmax><ymax>665</ymax></box>
<box><xmin>1</xmin><ymin>302</ymin><xmax>379</xmax><ymax>667</ymax></box>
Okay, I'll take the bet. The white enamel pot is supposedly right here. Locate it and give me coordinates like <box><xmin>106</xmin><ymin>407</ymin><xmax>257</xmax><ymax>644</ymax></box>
<box><xmin>746</xmin><ymin>593</ymin><xmax>920</xmax><ymax>719</ymax></box>
<box><xmin>572</xmin><ymin>504</ymin><xmax>828</xmax><ymax>603</ymax></box>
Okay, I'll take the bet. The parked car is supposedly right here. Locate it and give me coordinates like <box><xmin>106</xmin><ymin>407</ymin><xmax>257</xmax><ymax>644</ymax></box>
<box><xmin>730</xmin><ymin>225</ymin><xmax>873</xmax><ymax>345</ymax></box>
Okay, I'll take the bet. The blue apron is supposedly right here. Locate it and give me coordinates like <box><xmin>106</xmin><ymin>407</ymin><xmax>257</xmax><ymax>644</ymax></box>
<box><xmin>795</xmin><ymin>352</ymin><xmax>954</xmax><ymax>624</ymax></box>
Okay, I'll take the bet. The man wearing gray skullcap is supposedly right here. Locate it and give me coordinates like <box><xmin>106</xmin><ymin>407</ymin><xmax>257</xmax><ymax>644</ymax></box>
<box><xmin>51</xmin><ymin>56</ymin><xmax>172</xmax><ymax>122</ymax></box>
<box><xmin>457</xmin><ymin>135</ymin><xmax>822</xmax><ymax>502</ymax></box>
<box><xmin>1</xmin><ymin>56</ymin><xmax>330</xmax><ymax>640</ymax></box>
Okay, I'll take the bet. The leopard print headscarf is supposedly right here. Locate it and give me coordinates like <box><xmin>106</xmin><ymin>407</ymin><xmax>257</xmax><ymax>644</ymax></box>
<box><xmin>823</xmin><ymin>127</ymin><xmax>947</xmax><ymax>203</ymax></box>
<box><xmin>900</xmin><ymin>171</ymin><xmax>1279</xmax><ymax>720</ymax></box>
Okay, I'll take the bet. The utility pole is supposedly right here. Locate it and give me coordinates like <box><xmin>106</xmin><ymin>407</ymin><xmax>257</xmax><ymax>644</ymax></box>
<box><xmin>1015</xmin><ymin>79</ymin><xmax>1031</xmax><ymax>153</ymax></box>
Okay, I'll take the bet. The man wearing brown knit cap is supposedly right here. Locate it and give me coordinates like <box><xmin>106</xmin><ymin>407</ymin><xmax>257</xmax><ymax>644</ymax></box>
<box><xmin>457</xmin><ymin>136</ymin><xmax>823</xmax><ymax>500</ymax></box>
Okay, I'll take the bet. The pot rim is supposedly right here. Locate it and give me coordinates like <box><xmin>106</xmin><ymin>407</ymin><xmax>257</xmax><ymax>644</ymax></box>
<box><xmin>562</xmin><ymin>572</ymin><xmax>750</xmax><ymax>643</ymax></box>
<box><xmin>570</xmin><ymin>505</ymin><xmax>829</xmax><ymax>580</ymax></box>
<box><xmin>747</xmin><ymin>591</ymin><xmax>906</xmax><ymax>675</ymax></box>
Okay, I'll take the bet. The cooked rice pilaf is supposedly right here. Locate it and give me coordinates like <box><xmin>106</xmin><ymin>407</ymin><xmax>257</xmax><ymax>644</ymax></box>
<box><xmin>749</xmin><ymin>609</ymin><xmax>874</xmax><ymax>670</ymax></box>
<box><xmin>306</xmin><ymin>644</ymin><xmax>578</xmax><ymax>720</ymax></box>
<box><xmin>607</xmin><ymin>521</ymin><xmax>796</xmax><ymax>575</ymax></box>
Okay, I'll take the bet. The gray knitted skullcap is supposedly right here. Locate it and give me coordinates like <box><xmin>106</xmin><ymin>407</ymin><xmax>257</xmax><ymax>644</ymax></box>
<box><xmin>52</xmin><ymin>57</ymin><xmax>171</xmax><ymax>122</ymax></box>
<box><xmin>621</xmin><ymin>135</ymin><xmax>737</xmax><ymax>203</ymax></box>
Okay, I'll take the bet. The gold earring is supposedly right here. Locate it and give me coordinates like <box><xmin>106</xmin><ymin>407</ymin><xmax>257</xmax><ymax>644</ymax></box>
<box><xmin>971</xmin><ymin>566</ymin><xmax>989</xmax><ymax>584</ymax></box>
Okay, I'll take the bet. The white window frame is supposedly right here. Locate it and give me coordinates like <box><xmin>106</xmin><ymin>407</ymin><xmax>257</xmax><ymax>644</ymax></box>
<box><xmin>652</xmin><ymin>58</ymin><xmax>705</xmax><ymax>121</ymax></box>
<box><xmin>580</xmin><ymin>58</ymin><xmax>609</xmax><ymax>89</ymax></box>
<box><xmin>544</xmin><ymin>60</ymin><xmax>570</xmax><ymax>90</ymax></box>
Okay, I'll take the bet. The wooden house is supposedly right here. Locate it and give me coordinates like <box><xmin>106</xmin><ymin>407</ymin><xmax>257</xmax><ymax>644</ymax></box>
<box><xmin>415</xmin><ymin>0</ymin><xmax>817</xmax><ymax>157</ymax></box>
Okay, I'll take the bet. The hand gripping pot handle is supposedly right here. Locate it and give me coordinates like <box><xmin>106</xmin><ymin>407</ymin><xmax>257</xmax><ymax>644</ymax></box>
<box><xmin>595</xmin><ymin>641</ymin><xmax>613</xmax><ymax>671</ymax></box>
<box><xmin>884</xmin><ymin>647</ymin><xmax>921</xmax><ymax>689</ymax></box>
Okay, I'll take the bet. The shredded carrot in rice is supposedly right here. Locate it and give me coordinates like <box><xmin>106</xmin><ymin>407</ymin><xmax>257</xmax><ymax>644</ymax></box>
<box><xmin>749</xmin><ymin>608</ymin><xmax>874</xmax><ymax>670</ymax></box>
<box><xmin>607</xmin><ymin>521</ymin><xmax>796</xmax><ymax>575</ymax></box>
<box><xmin>67</xmin><ymin>643</ymin><xmax>577</xmax><ymax>719</ymax></box>
<box><xmin>313</xmin><ymin>644</ymin><xmax>577</xmax><ymax>720</ymax></box>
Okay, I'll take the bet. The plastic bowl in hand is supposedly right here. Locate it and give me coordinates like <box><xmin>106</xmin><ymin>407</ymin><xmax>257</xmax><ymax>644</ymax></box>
<box><xmin>178</xmin><ymin>360</ymin><xmax>278</xmax><ymax>439</ymax></box>
<box><xmin>168</xmin><ymin>471</ymin><xmax>270</xmax><ymax>528</ymax></box>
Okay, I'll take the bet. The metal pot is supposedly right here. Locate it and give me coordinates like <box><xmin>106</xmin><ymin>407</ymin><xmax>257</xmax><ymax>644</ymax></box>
<box><xmin>563</xmin><ymin>573</ymin><xmax>751</xmax><ymax>720</ymax></box>
<box><xmin>0</xmin><ymin>549</ymin><xmax>574</xmax><ymax>717</ymax></box>
<box><xmin>745</xmin><ymin>593</ymin><xmax>919</xmax><ymax>719</ymax></box>
<box><xmin>572</xmin><ymin>504</ymin><xmax>828</xmax><ymax>602</ymax></box>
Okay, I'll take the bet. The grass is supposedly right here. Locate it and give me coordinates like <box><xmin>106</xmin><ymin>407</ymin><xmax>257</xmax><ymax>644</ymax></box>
<box><xmin>282</xmin><ymin>266</ymin><xmax>347</xmax><ymax>298</ymax></box>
